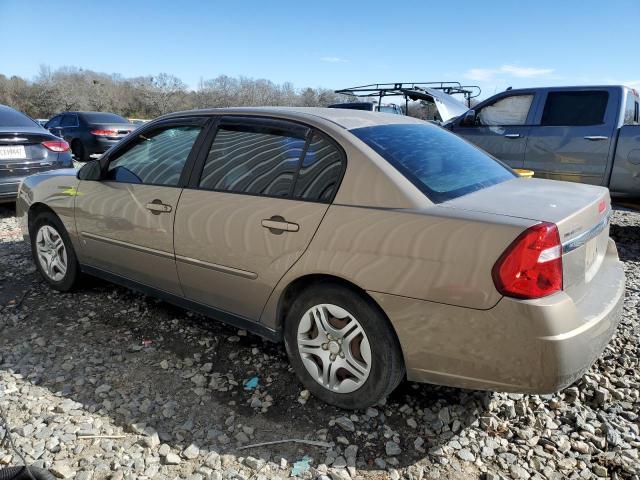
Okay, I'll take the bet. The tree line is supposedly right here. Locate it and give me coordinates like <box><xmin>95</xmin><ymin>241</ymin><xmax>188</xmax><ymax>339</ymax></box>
<box><xmin>0</xmin><ymin>65</ymin><xmax>443</xmax><ymax>121</ymax></box>
<box><xmin>0</xmin><ymin>66</ymin><xmax>348</xmax><ymax>120</ymax></box>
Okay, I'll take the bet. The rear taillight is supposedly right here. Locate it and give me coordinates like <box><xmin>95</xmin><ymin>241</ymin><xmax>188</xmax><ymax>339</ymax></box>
<box><xmin>42</xmin><ymin>140</ymin><xmax>70</xmax><ymax>152</ymax></box>
<box><xmin>492</xmin><ymin>222</ymin><xmax>562</xmax><ymax>299</ymax></box>
<box><xmin>91</xmin><ymin>129</ymin><xmax>117</xmax><ymax>136</ymax></box>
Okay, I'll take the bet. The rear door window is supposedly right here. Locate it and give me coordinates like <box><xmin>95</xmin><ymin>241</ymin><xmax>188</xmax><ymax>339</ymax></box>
<box><xmin>199</xmin><ymin>118</ymin><xmax>307</xmax><ymax>198</ymax></box>
<box><xmin>351</xmin><ymin>123</ymin><xmax>515</xmax><ymax>203</ymax></box>
<box><xmin>541</xmin><ymin>91</ymin><xmax>609</xmax><ymax>126</ymax></box>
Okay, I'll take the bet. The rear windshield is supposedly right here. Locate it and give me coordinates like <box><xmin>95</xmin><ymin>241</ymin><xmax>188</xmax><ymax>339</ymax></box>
<box><xmin>82</xmin><ymin>112</ymin><xmax>129</xmax><ymax>124</ymax></box>
<box><xmin>0</xmin><ymin>106</ymin><xmax>38</xmax><ymax>128</ymax></box>
<box><xmin>351</xmin><ymin>123</ymin><xmax>516</xmax><ymax>203</ymax></box>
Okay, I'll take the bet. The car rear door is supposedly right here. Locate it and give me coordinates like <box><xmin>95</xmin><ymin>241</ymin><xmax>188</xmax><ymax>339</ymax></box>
<box><xmin>174</xmin><ymin>116</ymin><xmax>345</xmax><ymax>321</ymax></box>
<box><xmin>74</xmin><ymin>117</ymin><xmax>208</xmax><ymax>294</ymax></box>
<box><xmin>451</xmin><ymin>91</ymin><xmax>537</xmax><ymax>169</ymax></box>
<box><xmin>523</xmin><ymin>88</ymin><xmax>618</xmax><ymax>185</ymax></box>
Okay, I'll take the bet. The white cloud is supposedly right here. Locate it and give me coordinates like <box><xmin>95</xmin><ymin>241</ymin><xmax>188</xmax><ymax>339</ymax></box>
<box><xmin>465</xmin><ymin>68</ymin><xmax>497</xmax><ymax>82</ymax></box>
<box><xmin>500</xmin><ymin>65</ymin><xmax>555</xmax><ymax>78</ymax></box>
<box><xmin>320</xmin><ymin>56</ymin><xmax>348</xmax><ymax>63</ymax></box>
<box><xmin>464</xmin><ymin>64</ymin><xmax>555</xmax><ymax>82</ymax></box>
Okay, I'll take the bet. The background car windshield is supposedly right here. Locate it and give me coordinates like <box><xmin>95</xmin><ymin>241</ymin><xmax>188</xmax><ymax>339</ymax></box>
<box><xmin>0</xmin><ymin>106</ymin><xmax>38</xmax><ymax>128</ymax></box>
<box><xmin>351</xmin><ymin>123</ymin><xmax>516</xmax><ymax>202</ymax></box>
<box><xmin>83</xmin><ymin>112</ymin><xmax>129</xmax><ymax>123</ymax></box>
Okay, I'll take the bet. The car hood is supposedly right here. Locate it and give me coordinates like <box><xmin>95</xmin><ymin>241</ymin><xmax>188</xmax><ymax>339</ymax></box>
<box><xmin>420</xmin><ymin>88</ymin><xmax>469</xmax><ymax>123</ymax></box>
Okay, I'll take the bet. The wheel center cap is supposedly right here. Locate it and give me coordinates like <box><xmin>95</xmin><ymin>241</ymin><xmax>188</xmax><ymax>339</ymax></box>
<box><xmin>328</xmin><ymin>341</ymin><xmax>340</xmax><ymax>354</ymax></box>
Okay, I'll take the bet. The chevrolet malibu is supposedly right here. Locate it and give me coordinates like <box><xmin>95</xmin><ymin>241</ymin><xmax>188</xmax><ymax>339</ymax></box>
<box><xmin>16</xmin><ymin>108</ymin><xmax>624</xmax><ymax>409</ymax></box>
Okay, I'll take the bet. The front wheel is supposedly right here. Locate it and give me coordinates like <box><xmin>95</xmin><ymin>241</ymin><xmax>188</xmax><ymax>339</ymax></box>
<box><xmin>30</xmin><ymin>212</ymin><xmax>81</xmax><ymax>291</ymax></box>
<box><xmin>284</xmin><ymin>283</ymin><xmax>405</xmax><ymax>409</ymax></box>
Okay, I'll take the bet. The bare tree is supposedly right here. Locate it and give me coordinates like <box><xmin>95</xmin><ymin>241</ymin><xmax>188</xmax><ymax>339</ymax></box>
<box><xmin>0</xmin><ymin>65</ymin><xmax>358</xmax><ymax>119</ymax></box>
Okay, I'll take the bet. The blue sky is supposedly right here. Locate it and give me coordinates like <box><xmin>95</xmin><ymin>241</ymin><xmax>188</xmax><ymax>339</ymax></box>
<box><xmin>0</xmin><ymin>0</ymin><xmax>638</xmax><ymax>99</ymax></box>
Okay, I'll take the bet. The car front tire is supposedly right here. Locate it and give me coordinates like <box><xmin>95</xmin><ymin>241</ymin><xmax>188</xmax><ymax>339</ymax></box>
<box><xmin>30</xmin><ymin>211</ymin><xmax>81</xmax><ymax>291</ymax></box>
<box><xmin>284</xmin><ymin>283</ymin><xmax>405</xmax><ymax>409</ymax></box>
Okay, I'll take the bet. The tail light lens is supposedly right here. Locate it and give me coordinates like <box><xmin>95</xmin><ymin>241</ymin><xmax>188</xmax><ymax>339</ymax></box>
<box><xmin>42</xmin><ymin>140</ymin><xmax>70</xmax><ymax>152</ymax></box>
<box><xmin>492</xmin><ymin>222</ymin><xmax>563</xmax><ymax>299</ymax></box>
<box><xmin>91</xmin><ymin>129</ymin><xmax>117</xmax><ymax>136</ymax></box>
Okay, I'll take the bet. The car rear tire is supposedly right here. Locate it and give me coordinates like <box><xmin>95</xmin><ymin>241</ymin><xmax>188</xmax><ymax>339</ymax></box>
<box><xmin>72</xmin><ymin>140</ymin><xmax>89</xmax><ymax>162</ymax></box>
<box><xmin>284</xmin><ymin>283</ymin><xmax>405</xmax><ymax>409</ymax></box>
<box><xmin>30</xmin><ymin>211</ymin><xmax>81</xmax><ymax>292</ymax></box>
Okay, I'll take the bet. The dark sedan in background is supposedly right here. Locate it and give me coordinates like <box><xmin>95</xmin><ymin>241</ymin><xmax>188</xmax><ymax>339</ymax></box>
<box><xmin>45</xmin><ymin>111</ymin><xmax>135</xmax><ymax>162</ymax></box>
<box><xmin>0</xmin><ymin>105</ymin><xmax>73</xmax><ymax>203</ymax></box>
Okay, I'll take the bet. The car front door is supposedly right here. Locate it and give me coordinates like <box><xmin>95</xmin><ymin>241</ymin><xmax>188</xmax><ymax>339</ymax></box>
<box><xmin>452</xmin><ymin>91</ymin><xmax>537</xmax><ymax>169</ymax></box>
<box><xmin>46</xmin><ymin>115</ymin><xmax>63</xmax><ymax>137</ymax></box>
<box><xmin>59</xmin><ymin>113</ymin><xmax>78</xmax><ymax>143</ymax></box>
<box><xmin>74</xmin><ymin>118</ymin><xmax>208</xmax><ymax>294</ymax></box>
<box><xmin>174</xmin><ymin>116</ymin><xmax>345</xmax><ymax>321</ymax></box>
<box><xmin>523</xmin><ymin>88</ymin><xmax>618</xmax><ymax>185</ymax></box>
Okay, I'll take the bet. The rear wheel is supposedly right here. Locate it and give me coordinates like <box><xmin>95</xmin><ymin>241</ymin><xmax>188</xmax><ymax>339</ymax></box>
<box><xmin>284</xmin><ymin>283</ymin><xmax>405</xmax><ymax>409</ymax></box>
<box><xmin>30</xmin><ymin>212</ymin><xmax>80</xmax><ymax>291</ymax></box>
<box><xmin>71</xmin><ymin>140</ymin><xmax>89</xmax><ymax>162</ymax></box>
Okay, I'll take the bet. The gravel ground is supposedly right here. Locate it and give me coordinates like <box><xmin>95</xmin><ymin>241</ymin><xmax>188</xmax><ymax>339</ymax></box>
<box><xmin>0</xmin><ymin>203</ymin><xmax>639</xmax><ymax>480</ymax></box>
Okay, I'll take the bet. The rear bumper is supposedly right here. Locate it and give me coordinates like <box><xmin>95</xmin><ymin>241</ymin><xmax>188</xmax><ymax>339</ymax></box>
<box><xmin>86</xmin><ymin>136</ymin><xmax>122</xmax><ymax>154</ymax></box>
<box><xmin>370</xmin><ymin>239</ymin><xmax>625</xmax><ymax>393</ymax></box>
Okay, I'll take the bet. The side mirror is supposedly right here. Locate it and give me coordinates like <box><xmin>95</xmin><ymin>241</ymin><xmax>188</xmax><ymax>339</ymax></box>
<box><xmin>77</xmin><ymin>159</ymin><xmax>102</xmax><ymax>181</ymax></box>
<box><xmin>461</xmin><ymin>110</ymin><xmax>476</xmax><ymax>126</ymax></box>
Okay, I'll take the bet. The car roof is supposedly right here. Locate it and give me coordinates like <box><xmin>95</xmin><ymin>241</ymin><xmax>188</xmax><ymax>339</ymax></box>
<box><xmin>162</xmin><ymin>106</ymin><xmax>424</xmax><ymax>130</ymax></box>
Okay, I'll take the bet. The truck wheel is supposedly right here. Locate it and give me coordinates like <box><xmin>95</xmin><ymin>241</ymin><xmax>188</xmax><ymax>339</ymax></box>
<box><xmin>284</xmin><ymin>283</ymin><xmax>405</xmax><ymax>409</ymax></box>
<box><xmin>30</xmin><ymin>211</ymin><xmax>81</xmax><ymax>291</ymax></box>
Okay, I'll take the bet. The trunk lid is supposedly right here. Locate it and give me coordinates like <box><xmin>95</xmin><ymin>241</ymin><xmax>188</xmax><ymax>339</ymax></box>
<box><xmin>0</xmin><ymin>131</ymin><xmax>63</xmax><ymax>179</ymax></box>
<box><xmin>442</xmin><ymin>177</ymin><xmax>611</xmax><ymax>294</ymax></box>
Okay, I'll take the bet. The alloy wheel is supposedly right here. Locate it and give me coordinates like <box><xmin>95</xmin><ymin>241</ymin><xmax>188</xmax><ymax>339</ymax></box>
<box><xmin>296</xmin><ymin>303</ymin><xmax>372</xmax><ymax>393</ymax></box>
<box><xmin>35</xmin><ymin>225</ymin><xmax>68</xmax><ymax>282</ymax></box>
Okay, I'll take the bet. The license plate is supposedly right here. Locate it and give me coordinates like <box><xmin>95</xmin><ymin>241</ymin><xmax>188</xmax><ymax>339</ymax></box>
<box><xmin>0</xmin><ymin>145</ymin><xmax>26</xmax><ymax>160</ymax></box>
<box><xmin>585</xmin><ymin>238</ymin><xmax>598</xmax><ymax>273</ymax></box>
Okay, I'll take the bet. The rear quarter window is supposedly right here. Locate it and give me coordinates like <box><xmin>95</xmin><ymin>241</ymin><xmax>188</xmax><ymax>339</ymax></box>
<box><xmin>351</xmin><ymin>123</ymin><xmax>516</xmax><ymax>203</ymax></box>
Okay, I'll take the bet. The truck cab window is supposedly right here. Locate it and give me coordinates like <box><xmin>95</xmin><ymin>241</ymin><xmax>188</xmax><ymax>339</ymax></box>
<box><xmin>541</xmin><ymin>91</ymin><xmax>608</xmax><ymax>126</ymax></box>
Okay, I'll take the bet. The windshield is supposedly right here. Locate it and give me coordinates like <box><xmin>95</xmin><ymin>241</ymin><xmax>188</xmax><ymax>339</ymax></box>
<box><xmin>0</xmin><ymin>106</ymin><xmax>39</xmax><ymax>128</ymax></box>
<box><xmin>351</xmin><ymin>123</ymin><xmax>516</xmax><ymax>203</ymax></box>
<box><xmin>83</xmin><ymin>112</ymin><xmax>129</xmax><ymax>123</ymax></box>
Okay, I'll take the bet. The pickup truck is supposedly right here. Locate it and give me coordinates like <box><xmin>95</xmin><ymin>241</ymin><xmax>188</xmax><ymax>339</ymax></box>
<box><xmin>446</xmin><ymin>85</ymin><xmax>640</xmax><ymax>198</ymax></box>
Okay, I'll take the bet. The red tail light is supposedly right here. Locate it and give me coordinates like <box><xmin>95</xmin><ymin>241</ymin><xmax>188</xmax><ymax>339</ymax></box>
<box><xmin>42</xmin><ymin>140</ymin><xmax>70</xmax><ymax>152</ymax></box>
<box><xmin>91</xmin><ymin>129</ymin><xmax>117</xmax><ymax>136</ymax></box>
<box><xmin>492</xmin><ymin>222</ymin><xmax>563</xmax><ymax>299</ymax></box>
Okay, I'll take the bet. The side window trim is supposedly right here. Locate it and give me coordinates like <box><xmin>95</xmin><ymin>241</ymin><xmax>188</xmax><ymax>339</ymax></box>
<box><xmin>102</xmin><ymin>116</ymin><xmax>211</xmax><ymax>188</ymax></box>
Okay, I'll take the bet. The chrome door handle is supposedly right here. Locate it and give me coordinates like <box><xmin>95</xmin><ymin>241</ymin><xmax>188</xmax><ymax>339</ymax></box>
<box><xmin>584</xmin><ymin>135</ymin><xmax>608</xmax><ymax>141</ymax></box>
<box><xmin>261</xmin><ymin>216</ymin><xmax>299</xmax><ymax>233</ymax></box>
<box><xmin>504</xmin><ymin>133</ymin><xmax>521</xmax><ymax>139</ymax></box>
<box><xmin>145</xmin><ymin>200</ymin><xmax>172</xmax><ymax>214</ymax></box>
